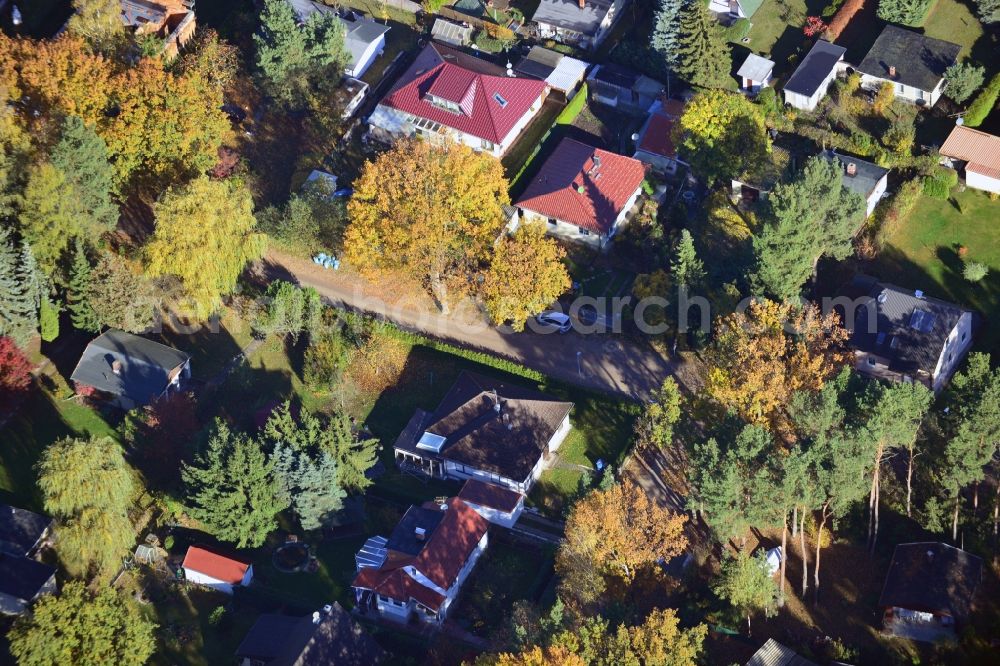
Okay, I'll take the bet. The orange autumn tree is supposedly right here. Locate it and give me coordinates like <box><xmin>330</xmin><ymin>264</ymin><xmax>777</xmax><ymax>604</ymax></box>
<box><xmin>556</xmin><ymin>480</ymin><xmax>688</xmax><ymax>606</ymax></box>
<box><xmin>0</xmin><ymin>35</ymin><xmax>228</xmax><ymax>186</ymax></box>
<box><xmin>344</xmin><ymin>140</ymin><xmax>509</xmax><ymax>314</ymax></box>
<box><xmin>706</xmin><ymin>299</ymin><xmax>848</xmax><ymax>434</ymax></box>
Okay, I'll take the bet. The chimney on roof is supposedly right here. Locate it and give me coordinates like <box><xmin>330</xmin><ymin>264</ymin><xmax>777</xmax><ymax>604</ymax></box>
<box><xmin>888</xmin><ymin>65</ymin><xmax>896</xmax><ymax>78</ymax></box>
<box><xmin>111</xmin><ymin>360</ymin><xmax>123</xmax><ymax>375</ymax></box>
<box><xmin>578</xmin><ymin>0</ymin><xmax>585</xmax><ymax>8</ymax></box>
<box><xmin>846</xmin><ymin>162</ymin><xmax>857</xmax><ymax>177</ymax></box>
<box><xmin>503</xmin><ymin>413</ymin><xmax>512</xmax><ymax>430</ymax></box>
<box><xmin>490</xmin><ymin>389</ymin><xmax>500</xmax><ymax>413</ymax></box>
<box><xmin>415</xmin><ymin>526</ymin><xmax>426</xmax><ymax>541</ymax></box>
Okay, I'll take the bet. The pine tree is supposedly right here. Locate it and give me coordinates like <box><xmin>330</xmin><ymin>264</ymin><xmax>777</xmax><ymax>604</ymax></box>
<box><xmin>0</xmin><ymin>231</ymin><xmax>40</xmax><ymax>349</ymax></box>
<box><xmin>50</xmin><ymin>115</ymin><xmax>119</xmax><ymax>233</ymax></box>
<box><xmin>67</xmin><ymin>239</ymin><xmax>100</xmax><ymax>333</ymax></box>
<box><xmin>652</xmin><ymin>0</ymin><xmax>685</xmax><ymax>70</ymax></box>
<box><xmin>674</xmin><ymin>0</ymin><xmax>731</xmax><ymax>89</ymax></box>
<box><xmin>671</xmin><ymin>229</ymin><xmax>705</xmax><ymax>287</ymax></box>
<box><xmin>182</xmin><ymin>421</ymin><xmax>289</xmax><ymax>548</ymax></box>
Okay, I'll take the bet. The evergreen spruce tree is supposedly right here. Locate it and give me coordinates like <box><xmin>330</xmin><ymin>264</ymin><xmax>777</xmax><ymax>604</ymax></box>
<box><xmin>674</xmin><ymin>0</ymin><xmax>731</xmax><ymax>89</ymax></box>
<box><xmin>67</xmin><ymin>239</ymin><xmax>100</xmax><ymax>333</ymax></box>
<box><xmin>0</xmin><ymin>230</ymin><xmax>40</xmax><ymax>349</ymax></box>
<box><xmin>652</xmin><ymin>0</ymin><xmax>685</xmax><ymax>70</ymax></box>
<box><xmin>273</xmin><ymin>443</ymin><xmax>345</xmax><ymax>531</ymax></box>
<box><xmin>50</xmin><ymin>116</ymin><xmax>119</xmax><ymax>234</ymax></box>
<box><xmin>671</xmin><ymin>229</ymin><xmax>705</xmax><ymax>287</ymax></box>
<box><xmin>182</xmin><ymin>421</ymin><xmax>289</xmax><ymax>548</ymax></box>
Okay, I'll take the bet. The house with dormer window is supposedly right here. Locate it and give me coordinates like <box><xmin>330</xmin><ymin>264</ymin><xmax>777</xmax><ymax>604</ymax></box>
<box><xmin>367</xmin><ymin>42</ymin><xmax>549</xmax><ymax>157</ymax></box>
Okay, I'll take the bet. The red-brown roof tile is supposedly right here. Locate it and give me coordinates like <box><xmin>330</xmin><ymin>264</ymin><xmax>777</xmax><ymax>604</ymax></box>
<box><xmin>940</xmin><ymin>125</ymin><xmax>1000</xmax><ymax>180</ymax></box>
<box><xmin>182</xmin><ymin>545</ymin><xmax>251</xmax><ymax>584</ymax></box>
<box><xmin>458</xmin><ymin>479</ymin><xmax>524</xmax><ymax>514</ymax></box>
<box><xmin>353</xmin><ymin>564</ymin><xmax>447</xmax><ymax>611</ymax></box>
<box><xmin>379</xmin><ymin>43</ymin><xmax>547</xmax><ymax>145</ymax></box>
<box><xmin>516</xmin><ymin>138</ymin><xmax>647</xmax><ymax>234</ymax></box>
<box><xmin>637</xmin><ymin>111</ymin><xmax>677</xmax><ymax>159</ymax></box>
<box><xmin>412</xmin><ymin>498</ymin><xmax>488</xmax><ymax>590</ymax></box>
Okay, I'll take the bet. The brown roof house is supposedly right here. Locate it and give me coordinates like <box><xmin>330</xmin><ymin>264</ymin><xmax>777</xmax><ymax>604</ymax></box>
<box><xmin>878</xmin><ymin>542</ymin><xmax>982</xmax><ymax>642</ymax></box>
<box><xmin>352</xmin><ymin>498</ymin><xmax>489</xmax><ymax>624</ymax></box>
<box><xmin>632</xmin><ymin>98</ymin><xmax>687</xmax><ymax>175</ymax></box>
<box><xmin>457</xmin><ymin>479</ymin><xmax>526</xmax><ymax>528</ymax></box>
<box><xmin>120</xmin><ymin>0</ymin><xmax>196</xmax><ymax>59</ymax></box>
<box><xmin>393</xmin><ymin>371</ymin><xmax>573</xmax><ymax>494</ymax></box>
<box><xmin>939</xmin><ymin>125</ymin><xmax>1000</xmax><ymax>195</ymax></box>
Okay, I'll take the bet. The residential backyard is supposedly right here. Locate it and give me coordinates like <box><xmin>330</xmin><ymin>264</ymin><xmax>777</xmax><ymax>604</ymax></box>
<box><xmin>865</xmin><ymin>187</ymin><xmax>1000</xmax><ymax>355</ymax></box>
<box><xmin>744</xmin><ymin>0</ymin><xmax>826</xmax><ymax>69</ymax></box>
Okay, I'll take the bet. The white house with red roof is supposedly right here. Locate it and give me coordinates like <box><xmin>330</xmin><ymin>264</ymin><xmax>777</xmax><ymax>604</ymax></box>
<box><xmin>367</xmin><ymin>42</ymin><xmax>549</xmax><ymax>158</ymax></box>
<box><xmin>939</xmin><ymin>125</ymin><xmax>1000</xmax><ymax>194</ymax></box>
<box><xmin>516</xmin><ymin>137</ymin><xmax>647</xmax><ymax>247</ymax></box>
<box><xmin>457</xmin><ymin>479</ymin><xmax>525</xmax><ymax>528</ymax></box>
<box><xmin>352</xmin><ymin>497</ymin><xmax>489</xmax><ymax>624</ymax></box>
<box><xmin>182</xmin><ymin>545</ymin><xmax>253</xmax><ymax>595</ymax></box>
<box><xmin>633</xmin><ymin>98</ymin><xmax>686</xmax><ymax>175</ymax></box>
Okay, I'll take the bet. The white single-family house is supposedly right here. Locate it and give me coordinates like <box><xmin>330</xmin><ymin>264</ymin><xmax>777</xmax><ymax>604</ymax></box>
<box><xmin>368</xmin><ymin>42</ymin><xmax>548</xmax><ymax>158</ymax></box>
<box><xmin>822</xmin><ymin>150</ymin><xmax>889</xmax><ymax>219</ymax></box>
<box><xmin>182</xmin><ymin>545</ymin><xmax>254</xmax><ymax>595</ymax></box>
<box><xmin>393</xmin><ymin>371</ymin><xmax>573</xmax><ymax>494</ymax></box>
<box><xmin>532</xmin><ymin>0</ymin><xmax>628</xmax><ymax>50</ymax></box>
<box><xmin>352</xmin><ymin>498</ymin><xmax>489</xmax><ymax>624</ymax></box>
<box><xmin>516</xmin><ymin>137</ymin><xmax>647</xmax><ymax>248</ymax></box>
<box><xmin>837</xmin><ymin>276</ymin><xmax>975</xmax><ymax>394</ymax></box>
<box><xmin>783</xmin><ymin>40</ymin><xmax>846</xmax><ymax>111</ymax></box>
<box><xmin>857</xmin><ymin>25</ymin><xmax>960</xmax><ymax>108</ymax></box>
<box><xmin>633</xmin><ymin>98</ymin><xmax>687</xmax><ymax>174</ymax></box>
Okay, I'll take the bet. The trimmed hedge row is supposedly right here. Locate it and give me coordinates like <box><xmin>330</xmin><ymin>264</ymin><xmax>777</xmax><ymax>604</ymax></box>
<box><xmin>964</xmin><ymin>72</ymin><xmax>1000</xmax><ymax>127</ymax></box>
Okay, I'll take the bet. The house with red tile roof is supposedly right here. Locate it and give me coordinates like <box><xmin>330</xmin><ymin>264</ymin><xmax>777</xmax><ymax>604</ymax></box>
<box><xmin>367</xmin><ymin>42</ymin><xmax>549</xmax><ymax>158</ymax></box>
<box><xmin>352</xmin><ymin>497</ymin><xmax>489</xmax><ymax>624</ymax></box>
<box><xmin>939</xmin><ymin>125</ymin><xmax>1000</xmax><ymax>194</ymax></box>
<box><xmin>182</xmin><ymin>545</ymin><xmax>253</xmax><ymax>595</ymax></box>
<box><xmin>633</xmin><ymin>98</ymin><xmax>686</xmax><ymax>175</ymax></box>
<box><xmin>516</xmin><ymin>137</ymin><xmax>647</xmax><ymax>247</ymax></box>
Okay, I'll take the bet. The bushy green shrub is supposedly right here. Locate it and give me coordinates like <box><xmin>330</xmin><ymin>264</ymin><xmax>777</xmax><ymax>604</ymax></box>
<box><xmin>964</xmin><ymin>72</ymin><xmax>1000</xmax><ymax>127</ymax></box>
<box><xmin>936</xmin><ymin>168</ymin><xmax>959</xmax><ymax>188</ymax></box>
<box><xmin>922</xmin><ymin>175</ymin><xmax>950</xmax><ymax>199</ymax></box>
<box><xmin>873</xmin><ymin>179</ymin><xmax>921</xmax><ymax>248</ymax></box>
<box><xmin>876</xmin><ymin>0</ymin><xmax>936</xmax><ymax>26</ymax></box>
<box><xmin>963</xmin><ymin>261</ymin><xmax>988</xmax><ymax>282</ymax></box>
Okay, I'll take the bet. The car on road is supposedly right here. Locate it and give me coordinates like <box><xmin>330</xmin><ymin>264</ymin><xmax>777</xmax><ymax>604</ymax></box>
<box><xmin>534</xmin><ymin>311</ymin><xmax>572</xmax><ymax>334</ymax></box>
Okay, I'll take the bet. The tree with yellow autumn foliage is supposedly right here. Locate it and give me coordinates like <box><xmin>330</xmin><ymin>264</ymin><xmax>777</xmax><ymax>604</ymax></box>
<box><xmin>145</xmin><ymin>177</ymin><xmax>265</xmax><ymax>318</ymax></box>
<box><xmin>706</xmin><ymin>299</ymin><xmax>848</xmax><ymax>435</ymax></box>
<box><xmin>482</xmin><ymin>223</ymin><xmax>570</xmax><ymax>331</ymax></box>
<box><xmin>344</xmin><ymin>140</ymin><xmax>509</xmax><ymax>313</ymax></box>
<box><xmin>556</xmin><ymin>480</ymin><xmax>687</xmax><ymax>607</ymax></box>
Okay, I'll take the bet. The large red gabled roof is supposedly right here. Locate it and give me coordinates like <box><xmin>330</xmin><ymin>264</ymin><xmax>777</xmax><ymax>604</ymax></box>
<box><xmin>379</xmin><ymin>43</ymin><xmax>547</xmax><ymax>145</ymax></box>
<box><xmin>516</xmin><ymin>138</ymin><xmax>647</xmax><ymax>234</ymax></box>
<box><xmin>182</xmin><ymin>545</ymin><xmax>251</xmax><ymax>584</ymax></box>
<box><xmin>353</xmin><ymin>562</ymin><xmax>447</xmax><ymax>611</ymax></box>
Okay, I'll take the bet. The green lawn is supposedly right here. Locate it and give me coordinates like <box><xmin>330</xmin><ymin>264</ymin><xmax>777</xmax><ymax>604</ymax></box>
<box><xmin>869</xmin><ymin>187</ymin><xmax>1000</xmax><ymax>355</ymax></box>
<box><xmin>921</xmin><ymin>0</ymin><xmax>983</xmax><ymax>59</ymax></box>
<box><xmin>744</xmin><ymin>0</ymin><xmax>826</xmax><ymax>70</ymax></box>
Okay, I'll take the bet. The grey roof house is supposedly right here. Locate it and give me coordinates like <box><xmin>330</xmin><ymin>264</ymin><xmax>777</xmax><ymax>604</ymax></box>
<box><xmin>0</xmin><ymin>505</ymin><xmax>56</xmax><ymax>616</ymax></box>
<box><xmin>586</xmin><ymin>63</ymin><xmax>664</xmax><ymax>115</ymax></box>
<box><xmin>286</xmin><ymin>1</ymin><xmax>390</xmax><ymax>79</ymax></box>
<box><xmin>745</xmin><ymin>639</ymin><xmax>818</xmax><ymax>666</ymax></box>
<box><xmin>836</xmin><ymin>276</ymin><xmax>974</xmax><ymax>393</ymax></box>
<box><xmin>532</xmin><ymin>0</ymin><xmax>627</xmax><ymax>50</ymax></box>
<box><xmin>736</xmin><ymin>53</ymin><xmax>774</xmax><ymax>93</ymax></box>
<box><xmin>70</xmin><ymin>330</ymin><xmax>191</xmax><ymax>410</ymax></box>
<box><xmin>857</xmin><ymin>25</ymin><xmax>960</xmax><ymax>108</ymax></box>
<box><xmin>393</xmin><ymin>371</ymin><xmax>573</xmax><ymax>493</ymax></box>
<box><xmin>514</xmin><ymin>46</ymin><xmax>590</xmax><ymax>98</ymax></box>
<box><xmin>783</xmin><ymin>40</ymin><xmax>846</xmax><ymax>111</ymax></box>
<box><xmin>878</xmin><ymin>542</ymin><xmax>982</xmax><ymax>642</ymax></box>
<box><xmin>822</xmin><ymin>150</ymin><xmax>889</xmax><ymax>219</ymax></box>
<box><xmin>235</xmin><ymin>602</ymin><xmax>386</xmax><ymax>665</ymax></box>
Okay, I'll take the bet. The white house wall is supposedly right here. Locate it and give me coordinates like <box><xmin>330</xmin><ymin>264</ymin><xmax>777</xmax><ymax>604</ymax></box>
<box><xmin>784</xmin><ymin>86</ymin><xmax>823</xmax><ymax>112</ymax></box>
<box><xmin>498</xmin><ymin>92</ymin><xmax>547</xmax><ymax>154</ymax></box>
<box><xmin>866</xmin><ymin>174</ymin><xmax>889</xmax><ymax>217</ymax></box>
<box><xmin>548</xmin><ymin>415</ymin><xmax>571</xmax><ymax>452</ymax></box>
<box><xmin>931</xmin><ymin>312</ymin><xmax>974</xmax><ymax>393</ymax></box>
<box><xmin>347</xmin><ymin>34</ymin><xmax>386</xmax><ymax>79</ymax></box>
<box><xmin>184</xmin><ymin>565</ymin><xmax>252</xmax><ymax>595</ymax></box>
<box><xmin>860</xmin><ymin>74</ymin><xmax>942</xmax><ymax>107</ymax></box>
<box><xmin>967</xmin><ymin>169</ymin><xmax>1000</xmax><ymax>194</ymax></box>
<box><xmin>463</xmin><ymin>499</ymin><xmax>524</xmax><ymax>528</ymax></box>
<box><xmin>522</xmin><ymin>184</ymin><xmax>641</xmax><ymax>248</ymax></box>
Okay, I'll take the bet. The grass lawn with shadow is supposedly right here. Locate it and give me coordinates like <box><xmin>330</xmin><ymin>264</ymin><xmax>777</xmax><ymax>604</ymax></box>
<box><xmin>919</xmin><ymin>0</ymin><xmax>982</xmax><ymax>59</ymax></box>
<box><xmin>865</xmin><ymin>187</ymin><xmax>1000</xmax><ymax>356</ymax></box>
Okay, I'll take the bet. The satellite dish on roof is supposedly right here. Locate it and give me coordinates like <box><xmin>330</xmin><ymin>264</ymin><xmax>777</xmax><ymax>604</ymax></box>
<box><xmin>631</xmin><ymin>133</ymin><xmax>640</xmax><ymax>141</ymax></box>
<box><xmin>956</xmin><ymin>116</ymin><xmax>964</xmax><ymax>126</ymax></box>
